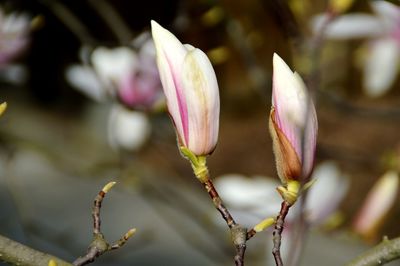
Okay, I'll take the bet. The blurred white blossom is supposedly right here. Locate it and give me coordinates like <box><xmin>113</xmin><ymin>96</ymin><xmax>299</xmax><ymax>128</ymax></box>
<box><xmin>0</xmin><ymin>8</ymin><xmax>30</xmax><ymax>67</ymax></box>
<box><xmin>0</xmin><ymin>7</ymin><xmax>30</xmax><ymax>85</ymax></box>
<box><xmin>215</xmin><ymin>162</ymin><xmax>349</xmax><ymax>264</ymax></box>
<box><xmin>215</xmin><ymin>161</ymin><xmax>349</xmax><ymax>228</ymax></box>
<box><xmin>302</xmin><ymin>161</ymin><xmax>349</xmax><ymax>225</ymax></box>
<box><xmin>65</xmin><ymin>65</ymin><xmax>105</xmax><ymax>102</ymax></box>
<box><xmin>66</xmin><ymin>33</ymin><xmax>164</xmax><ymax>151</ymax></box>
<box><xmin>108</xmin><ymin>105</ymin><xmax>151</xmax><ymax>151</ymax></box>
<box><xmin>311</xmin><ymin>1</ymin><xmax>400</xmax><ymax>97</ymax></box>
<box><xmin>214</xmin><ymin>174</ymin><xmax>281</xmax><ymax>226</ymax></box>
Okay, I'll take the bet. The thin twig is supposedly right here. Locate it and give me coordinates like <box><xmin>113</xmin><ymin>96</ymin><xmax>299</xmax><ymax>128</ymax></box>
<box><xmin>346</xmin><ymin>236</ymin><xmax>400</xmax><ymax>266</ymax></box>
<box><xmin>203</xmin><ymin>179</ymin><xmax>236</xmax><ymax>228</ymax></box>
<box><xmin>73</xmin><ymin>182</ymin><xmax>136</xmax><ymax>266</ymax></box>
<box><xmin>87</xmin><ymin>0</ymin><xmax>134</xmax><ymax>45</ymax></box>
<box><xmin>266</xmin><ymin>0</ymin><xmax>303</xmax><ymax>45</ymax></box>
<box><xmin>202</xmin><ymin>179</ymin><xmax>247</xmax><ymax>266</ymax></box>
<box><xmin>272</xmin><ymin>201</ymin><xmax>291</xmax><ymax>266</ymax></box>
<box><xmin>39</xmin><ymin>0</ymin><xmax>97</xmax><ymax>45</ymax></box>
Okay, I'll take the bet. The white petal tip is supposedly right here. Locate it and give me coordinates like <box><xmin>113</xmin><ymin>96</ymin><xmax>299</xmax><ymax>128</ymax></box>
<box><xmin>272</xmin><ymin>52</ymin><xmax>281</xmax><ymax>63</ymax></box>
<box><xmin>273</xmin><ymin>53</ymin><xmax>291</xmax><ymax>73</ymax></box>
<box><xmin>150</xmin><ymin>20</ymin><xmax>159</xmax><ymax>29</ymax></box>
<box><xmin>151</xmin><ymin>20</ymin><xmax>166</xmax><ymax>37</ymax></box>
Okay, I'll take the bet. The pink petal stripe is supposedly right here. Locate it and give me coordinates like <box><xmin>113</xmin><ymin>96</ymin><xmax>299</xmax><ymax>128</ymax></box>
<box><xmin>165</xmin><ymin>53</ymin><xmax>189</xmax><ymax>145</ymax></box>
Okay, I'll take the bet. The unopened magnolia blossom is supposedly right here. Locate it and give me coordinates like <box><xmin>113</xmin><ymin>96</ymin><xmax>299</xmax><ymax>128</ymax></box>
<box><xmin>270</xmin><ymin>53</ymin><xmax>318</xmax><ymax>184</ymax></box>
<box><xmin>151</xmin><ymin>20</ymin><xmax>220</xmax><ymax>156</ymax></box>
<box><xmin>312</xmin><ymin>1</ymin><xmax>400</xmax><ymax>97</ymax></box>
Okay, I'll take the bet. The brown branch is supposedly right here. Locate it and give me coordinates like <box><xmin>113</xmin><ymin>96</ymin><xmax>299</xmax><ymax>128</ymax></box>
<box><xmin>246</xmin><ymin>229</ymin><xmax>256</xmax><ymax>240</ymax></box>
<box><xmin>346</xmin><ymin>236</ymin><xmax>400</xmax><ymax>266</ymax></box>
<box><xmin>203</xmin><ymin>179</ymin><xmax>236</xmax><ymax>228</ymax></box>
<box><xmin>272</xmin><ymin>201</ymin><xmax>291</xmax><ymax>266</ymax></box>
<box><xmin>73</xmin><ymin>182</ymin><xmax>136</xmax><ymax>266</ymax></box>
<box><xmin>202</xmin><ymin>179</ymin><xmax>247</xmax><ymax>266</ymax></box>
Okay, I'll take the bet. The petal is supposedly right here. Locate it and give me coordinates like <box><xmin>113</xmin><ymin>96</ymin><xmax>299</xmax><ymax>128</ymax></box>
<box><xmin>181</xmin><ymin>48</ymin><xmax>220</xmax><ymax>155</ymax></box>
<box><xmin>272</xmin><ymin>53</ymin><xmax>317</xmax><ymax>179</ymax></box>
<box><xmin>65</xmin><ymin>65</ymin><xmax>106</xmax><ymax>102</ymax></box>
<box><xmin>272</xmin><ymin>54</ymin><xmax>306</xmax><ymax>160</ymax></box>
<box><xmin>363</xmin><ymin>38</ymin><xmax>400</xmax><ymax>97</ymax></box>
<box><xmin>2</xmin><ymin>13</ymin><xmax>30</xmax><ymax>33</ymax></box>
<box><xmin>214</xmin><ymin>174</ymin><xmax>280</xmax><ymax>210</ymax></box>
<box><xmin>108</xmin><ymin>106</ymin><xmax>151</xmax><ymax>151</ymax></box>
<box><xmin>151</xmin><ymin>20</ymin><xmax>189</xmax><ymax>146</ymax></box>
<box><xmin>311</xmin><ymin>14</ymin><xmax>383</xmax><ymax>39</ymax></box>
<box><xmin>306</xmin><ymin>162</ymin><xmax>349</xmax><ymax>225</ymax></box>
<box><xmin>371</xmin><ymin>0</ymin><xmax>400</xmax><ymax>30</ymax></box>
<box><xmin>269</xmin><ymin>111</ymin><xmax>302</xmax><ymax>183</ymax></box>
<box><xmin>214</xmin><ymin>174</ymin><xmax>282</xmax><ymax>227</ymax></box>
<box><xmin>91</xmin><ymin>47</ymin><xmax>138</xmax><ymax>88</ymax></box>
<box><xmin>301</xmin><ymin>92</ymin><xmax>318</xmax><ymax>178</ymax></box>
<box><xmin>352</xmin><ymin>171</ymin><xmax>399</xmax><ymax>240</ymax></box>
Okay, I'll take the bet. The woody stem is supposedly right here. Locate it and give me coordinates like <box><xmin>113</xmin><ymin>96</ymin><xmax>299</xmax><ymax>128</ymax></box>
<box><xmin>201</xmin><ymin>178</ymin><xmax>247</xmax><ymax>266</ymax></box>
<box><xmin>272</xmin><ymin>201</ymin><xmax>291</xmax><ymax>266</ymax></box>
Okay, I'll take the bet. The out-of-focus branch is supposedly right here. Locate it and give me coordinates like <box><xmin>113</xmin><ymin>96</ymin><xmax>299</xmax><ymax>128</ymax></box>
<box><xmin>0</xmin><ymin>234</ymin><xmax>72</xmax><ymax>266</ymax></box>
<box><xmin>87</xmin><ymin>0</ymin><xmax>133</xmax><ymax>45</ymax></box>
<box><xmin>318</xmin><ymin>89</ymin><xmax>400</xmax><ymax>120</ymax></box>
<box><xmin>346</xmin><ymin>236</ymin><xmax>400</xmax><ymax>266</ymax></box>
<box><xmin>39</xmin><ymin>0</ymin><xmax>97</xmax><ymax>45</ymax></box>
<box><xmin>264</xmin><ymin>0</ymin><xmax>303</xmax><ymax>45</ymax></box>
<box><xmin>73</xmin><ymin>182</ymin><xmax>136</xmax><ymax>266</ymax></box>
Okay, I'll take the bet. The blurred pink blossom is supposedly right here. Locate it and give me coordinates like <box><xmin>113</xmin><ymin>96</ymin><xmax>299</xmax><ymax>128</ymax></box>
<box><xmin>66</xmin><ymin>32</ymin><xmax>164</xmax><ymax>111</ymax></box>
<box><xmin>352</xmin><ymin>171</ymin><xmax>399</xmax><ymax>242</ymax></box>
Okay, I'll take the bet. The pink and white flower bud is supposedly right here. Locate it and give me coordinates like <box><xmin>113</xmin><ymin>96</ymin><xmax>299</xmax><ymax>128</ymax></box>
<box><xmin>269</xmin><ymin>53</ymin><xmax>318</xmax><ymax>183</ymax></box>
<box><xmin>151</xmin><ymin>20</ymin><xmax>220</xmax><ymax>156</ymax></box>
<box><xmin>352</xmin><ymin>171</ymin><xmax>399</xmax><ymax>242</ymax></box>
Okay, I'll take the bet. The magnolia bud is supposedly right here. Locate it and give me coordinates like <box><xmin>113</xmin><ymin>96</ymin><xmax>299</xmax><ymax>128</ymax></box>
<box><xmin>269</xmin><ymin>53</ymin><xmax>318</xmax><ymax>184</ymax></box>
<box><xmin>151</xmin><ymin>20</ymin><xmax>220</xmax><ymax>156</ymax></box>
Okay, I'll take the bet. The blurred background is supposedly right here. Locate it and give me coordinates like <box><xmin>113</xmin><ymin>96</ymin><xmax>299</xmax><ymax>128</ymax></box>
<box><xmin>1</xmin><ymin>0</ymin><xmax>400</xmax><ymax>265</ymax></box>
